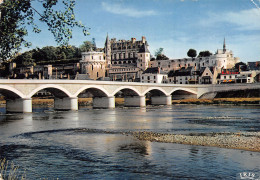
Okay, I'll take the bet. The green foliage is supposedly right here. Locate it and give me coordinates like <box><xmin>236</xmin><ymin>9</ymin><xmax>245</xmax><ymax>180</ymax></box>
<box><xmin>79</xmin><ymin>41</ymin><xmax>95</xmax><ymax>52</ymax></box>
<box><xmin>154</xmin><ymin>47</ymin><xmax>169</xmax><ymax>60</ymax></box>
<box><xmin>187</xmin><ymin>49</ymin><xmax>197</xmax><ymax>58</ymax></box>
<box><xmin>0</xmin><ymin>0</ymin><xmax>89</xmax><ymax>61</ymax></box>
<box><xmin>156</xmin><ymin>54</ymin><xmax>169</xmax><ymax>60</ymax></box>
<box><xmin>154</xmin><ymin>48</ymin><xmax>164</xmax><ymax>57</ymax></box>
<box><xmin>13</xmin><ymin>45</ymin><xmax>81</xmax><ymax>65</ymax></box>
<box><xmin>198</xmin><ymin>51</ymin><xmax>212</xmax><ymax>57</ymax></box>
<box><xmin>15</xmin><ymin>51</ymin><xmax>34</xmax><ymax>66</ymax></box>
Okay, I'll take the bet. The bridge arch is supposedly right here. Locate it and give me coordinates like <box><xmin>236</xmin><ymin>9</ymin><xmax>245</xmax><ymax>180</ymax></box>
<box><xmin>170</xmin><ymin>88</ymin><xmax>198</xmax><ymax>100</ymax></box>
<box><xmin>112</xmin><ymin>86</ymin><xmax>141</xmax><ymax>96</ymax></box>
<box><xmin>142</xmin><ymin>87</ymin><xmax>169</xmax><ymax>96</ymax></box>
<box><xmin>0</xmin><ymin>85</ymin><xmax>26</xmax><ymax>99</ymax></box>
<box><xmin>28</xmin><ymin>84</ymin><xmax>73</xmax><ymax>98</ymax></box>
<box><xmin>74</xmin><ymin>85</ymin><xmax>110</xmax><ymax>97</ymax></box>
<box><xmin>170</xmin><ymin>88</ymin><xmax>197</xmax><ymax>95</ymax></box>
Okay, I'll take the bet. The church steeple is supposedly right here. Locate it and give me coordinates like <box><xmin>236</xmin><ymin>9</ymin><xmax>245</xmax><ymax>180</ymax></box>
<box><xmin>104</xmin><ymin>33</ymin><xmax>111</xmax><ymax>66</ymax></box>
<box><xmin>223</xmin><ymin>37</ymin><xmax>226</xmax><ymax>53</ymax></box>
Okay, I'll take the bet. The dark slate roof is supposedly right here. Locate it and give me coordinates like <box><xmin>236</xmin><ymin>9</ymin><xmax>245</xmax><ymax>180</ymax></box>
<box><xmin>143</xmin><ymin>67</ymin><xmax>167</xmax><ymax>74</ymax></box>
<box><xmin>248</xmin><ymin>62</ymin><xmax>260</xmax><ymax>71</ymax></box>
<box><xmin>168</xmin><ymin>67</ymin><xmax>192</xmax><ymax>77</ymax></box>
<box><xmin>143</xmin><ymin>67</ymin><xmax>159</xmax><ymax>74</ymax></box>
<box><xmin>168</xmin><ymin>70</ymin><xmax>175</xmax><ymax>77</ymax></box>
<box><xmin>138</xmin><ymin>43</ymin><xmax>150</xmax><ymax>53</ymax></box>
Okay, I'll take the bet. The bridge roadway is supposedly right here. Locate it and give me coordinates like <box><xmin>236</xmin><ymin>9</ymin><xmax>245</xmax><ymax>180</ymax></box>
<box><xmin>0</xmin><ymin>79</ymin><xmax>259</xmax><ymax>112</ymax></box>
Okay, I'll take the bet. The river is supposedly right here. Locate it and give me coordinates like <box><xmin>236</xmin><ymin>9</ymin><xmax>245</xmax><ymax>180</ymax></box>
<box><xmin>0</xmin><ymin>105</ymin><xmax>259</xmax><ymax>179</ymax></box>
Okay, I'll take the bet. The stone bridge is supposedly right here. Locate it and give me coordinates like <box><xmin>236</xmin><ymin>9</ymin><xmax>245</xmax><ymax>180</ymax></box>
<box><xmin>0</xmin><ymin>80</ymin><xmax>259</xmax><ymax>112</ymax></box>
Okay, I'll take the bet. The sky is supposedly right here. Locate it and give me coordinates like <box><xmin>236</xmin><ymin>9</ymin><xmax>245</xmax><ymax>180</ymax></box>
<box><xmin>25</xmin><ymin>0</ymin><xmax>260</xmax><ymax>62</ymax></box>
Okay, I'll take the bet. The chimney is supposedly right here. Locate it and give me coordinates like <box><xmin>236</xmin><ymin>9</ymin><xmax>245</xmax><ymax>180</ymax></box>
<box><xmin>142</xmin><ymin>36</ymin><xmax>146</xmax><ymax>43</ymax></box>
<box><xmin>131</xmin><ymin>38</ymin><xmax>136</xmax><ymax>43</ymax></box>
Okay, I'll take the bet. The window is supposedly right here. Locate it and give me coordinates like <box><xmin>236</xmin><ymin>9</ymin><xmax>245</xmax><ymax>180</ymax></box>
<box><xmin>224</xmin><ymin>76</ymin><xmax>226</xmax><ymax>79</ymax></box>
<box><xmin>229</xmin><ymin>75</ymin><xmax>232</xmax><ymax>79</ymax></box>
<box><xmin>148</xmin><ymin>76</ymin><xmax>150</xmax><ymax>80</ymax></box>
<box><xmin>92</xmin><ymin>65</ymin><xmax>94</xmax><ymax>71</ymax></box>
<box><xmin>154</xmin><ymin>76</ymin><xmax>156</xmax><ymax>79</ymax></box>
<box><xmin>154</xmin><ymin>81</ymin><xmax>156</xmax><ymax>83</ymax></box>
<box><xmin>97</xmin><ymin>72</ymin><xmax>99</xmax><ymax>77</ymax></box>
<box><xmin>99</xmin><ymin>56</ymin><xmax>101</xmax><ymax>60</ymax></box>
<box><xmin>92</xmin><ymin>56</ymin><xmax>93</xmax><ymax>60</ymax></box>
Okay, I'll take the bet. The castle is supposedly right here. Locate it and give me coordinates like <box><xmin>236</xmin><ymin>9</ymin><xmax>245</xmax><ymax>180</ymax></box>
<box><xmin>7</xmin><ymin>35</ymin><xmax>260</xmax><ymax>84</ymax></box>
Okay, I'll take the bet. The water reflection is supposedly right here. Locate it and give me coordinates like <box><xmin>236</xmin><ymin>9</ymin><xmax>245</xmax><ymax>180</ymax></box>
<box><xmin>0</xmin><ymin>105</ymin><xmax>259</xmax><ymax>179</ymax></box>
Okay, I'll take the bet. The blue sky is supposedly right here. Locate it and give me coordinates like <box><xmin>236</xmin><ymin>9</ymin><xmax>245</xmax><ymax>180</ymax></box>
<box><xmin>25</xmin><ymin>0</ymin><xmax>260</xmax><ymax>62</ymax></box>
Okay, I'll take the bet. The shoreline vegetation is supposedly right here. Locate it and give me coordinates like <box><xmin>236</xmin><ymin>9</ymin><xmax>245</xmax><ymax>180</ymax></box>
<box><xmin>0</xmin><ymin>97</ymin><xmax>260</xmax><ymax>106</ymax></box>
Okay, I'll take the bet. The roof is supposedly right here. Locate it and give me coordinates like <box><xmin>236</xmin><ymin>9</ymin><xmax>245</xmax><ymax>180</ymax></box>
<box><xmin>138</xmin><ymin>43</ymin><xmax>150</xmax><ymax>53</ymax></box>
<box><xmin>248</xmin><ymin>62</ymin><xmax>260</xmax><ymax>71</ymax></box>
<box><xmin>143</xmin><ymin>67</ymin><xmax>159</xmax><ymax>74</ymax></box>
<box><xmin>143</xmin><ymin>67</ymin><xmax>167</xmax><ymax>74</ymax></box>
<box><xmin>168</xmin><ymin>67</ymin><xmax>193</xmax><ymax>77</ymax></box>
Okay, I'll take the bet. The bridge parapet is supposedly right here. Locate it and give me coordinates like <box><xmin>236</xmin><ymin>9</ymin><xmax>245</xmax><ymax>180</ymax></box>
<box><xmin>0</xmin><ymin>80</ymin><xmax>259</xmax><ymax>112</ymax></box>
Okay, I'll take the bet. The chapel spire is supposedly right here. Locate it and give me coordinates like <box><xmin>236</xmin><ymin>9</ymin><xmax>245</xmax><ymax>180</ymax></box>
<box><xmin>223</xmin><ymin>37</ymin><xmax>226</xmax><ymax>53</ymax></box>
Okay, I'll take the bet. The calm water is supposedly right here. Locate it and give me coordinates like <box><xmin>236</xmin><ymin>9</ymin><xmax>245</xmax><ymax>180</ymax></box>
<box><xmin>0</xmin><ymin>105</ymin><xmax>260</xmax><ymax>179</ymax></box>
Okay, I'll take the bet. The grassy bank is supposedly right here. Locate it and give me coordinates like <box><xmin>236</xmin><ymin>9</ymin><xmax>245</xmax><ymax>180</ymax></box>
<box><xmin>172</xmin><ymin>98</ymin><xmax>260</xmax><ymax>105</ymax></box>
<box><xmin>0</xmin><ymin>97</ymin><xmax>259</xmax><ymax>106</ymax></box>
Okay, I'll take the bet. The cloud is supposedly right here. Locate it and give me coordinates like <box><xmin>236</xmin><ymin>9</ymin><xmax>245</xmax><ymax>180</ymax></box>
<box><xmin>200</xmin><ymin>8</ymin><xmax>260</xmax><ymax>31</ymax></box>
<box><xmin>101</xmin><ymin>2</ymin><xmax>158</xmax><ymax>18</ymax></box>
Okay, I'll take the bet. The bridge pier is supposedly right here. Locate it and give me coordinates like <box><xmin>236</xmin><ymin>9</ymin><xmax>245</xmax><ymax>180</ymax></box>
<box><xmin>151</xmin><ymin>95</ymin><xmax>172</xmax><ymax>105</ymax></box>
<box><xmin>93</xmin><ymin>96</ymin><xmax>115</xmax><ymax>109</ymax></box>
<box><xmin>54</xmin><ymin>97</ymin><xmax>78</xmax><ymax>111</ymax></box>
<box><xmin>6</xmin><ymin>98</ymin><xmax>32</xmax><ymax>113</ymax></box>
<box><xmin>124</xmin><ymin>96</ymin><xmax>146</xmax><ymax>107</ymax></box>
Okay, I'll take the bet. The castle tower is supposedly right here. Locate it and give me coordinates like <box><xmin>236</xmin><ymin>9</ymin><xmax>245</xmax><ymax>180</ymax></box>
<box><xmin>223</xmin><ymin>37</ymin><xmax>226</xmax><ymax>53</ymax></box>
<box><xmin>104</xmin><ymin>33</ymin><xmax>111</xmax><ymax>67</ymax></box>
<box><xmin>137</xmin><ymin>43</ymin><xmax>150</xmax><ymax>71</ymax></box>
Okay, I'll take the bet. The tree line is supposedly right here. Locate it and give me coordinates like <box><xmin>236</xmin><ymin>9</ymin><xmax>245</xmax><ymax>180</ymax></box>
<box><xmin>12</xmin><ymin>41</ymin><xmax>96</xmax><ymax>66</ymax></box>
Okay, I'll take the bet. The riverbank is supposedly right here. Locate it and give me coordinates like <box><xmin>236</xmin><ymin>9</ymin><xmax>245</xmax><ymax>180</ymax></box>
<box><xmin>131</xmin><ymin>131</ymin><xmax>260</xmax><ymax>152</ymax></box>
<box><xmin>172</xmin><ymin>98</ymin><xmax>260</xmax><ymax>105</ymax></box>
<box><xmin>0</xmin><ymin>98</ymin><xmax>259</xmax><ymax>106</ymax></box>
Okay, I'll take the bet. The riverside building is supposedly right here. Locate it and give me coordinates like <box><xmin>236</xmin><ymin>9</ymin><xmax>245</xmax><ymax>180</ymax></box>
<box><xmin>104</xmin><ymin>35</ymin><xmax>150</xmax><ymax>81</ymax></box>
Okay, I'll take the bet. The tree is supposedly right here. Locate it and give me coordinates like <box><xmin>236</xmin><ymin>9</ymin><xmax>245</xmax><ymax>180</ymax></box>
<box><xmin>79</xmin><ymin>41</ymin><xmax>95</xmax><ymax>52</ymax></box>
<box><xmin>0</xmin><ymin>0</ymin><xmax>89</xmax><ymax>61</ymax></box>
<box><xmin>198</xmin><ymin>51</ymin><xmax>212</xmax><ymax>57</ymax></box>
<box><xmin>187</xmin><ymin>49</ymin><xmax>197</xmax><ymax>58</ymax></box>
<box><xmin>156</xmin><ymin>54</ymin><xmax>169</xmax><ymax>60</ymax></box>
<box><xmin>14</xmin><ymin>51</ymin><xmax>34</xmax><ymax>65</ymax></box>
<box><xmin>154</xmin><ymin>47</ymin><xmax>169</xmax><ymax>60</ymax></box>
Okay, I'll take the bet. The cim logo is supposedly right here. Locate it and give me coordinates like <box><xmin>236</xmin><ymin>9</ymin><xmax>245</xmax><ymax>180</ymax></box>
<box><xmin>237</xmin><ymin>172</ymin><xmax>259</xmax><ymax>180</ymax></box>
